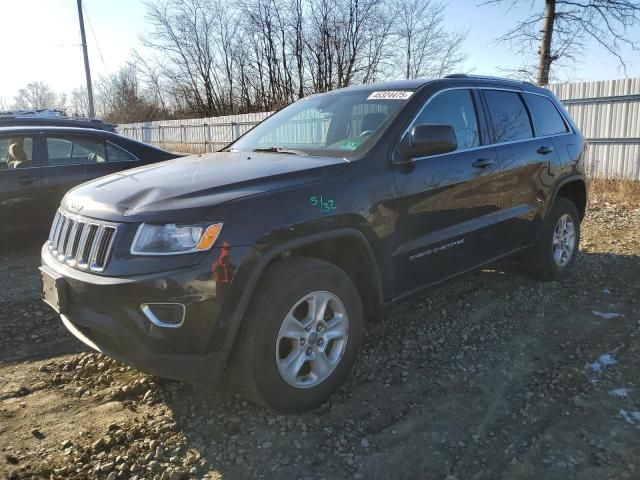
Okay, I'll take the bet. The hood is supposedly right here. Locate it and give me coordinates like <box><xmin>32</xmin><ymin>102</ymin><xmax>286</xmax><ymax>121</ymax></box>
<box><xmin>62</xmin><ymin>151</ymin><xmax>348</xmax><ymax>223</ymax></box>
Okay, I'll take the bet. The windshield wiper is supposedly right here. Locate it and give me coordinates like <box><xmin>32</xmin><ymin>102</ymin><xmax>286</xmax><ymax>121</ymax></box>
<box><xmin>252</xmin><ymin>146</ymin><xmax>308</xmax><ymax>156</ymax></box>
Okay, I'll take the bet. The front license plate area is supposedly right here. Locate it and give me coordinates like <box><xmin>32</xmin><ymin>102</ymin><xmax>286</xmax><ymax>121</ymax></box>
<box><xmin>40</xmin><ymin>266</ymin><xmax>68</xmax><ymax>314</ymax></box>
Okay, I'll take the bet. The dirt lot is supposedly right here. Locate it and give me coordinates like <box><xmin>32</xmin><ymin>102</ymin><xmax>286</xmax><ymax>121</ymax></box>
<box><xmin>1</xmin><ymin>200</ymin><xmax>639</xmax><ymax>480</ymax></box>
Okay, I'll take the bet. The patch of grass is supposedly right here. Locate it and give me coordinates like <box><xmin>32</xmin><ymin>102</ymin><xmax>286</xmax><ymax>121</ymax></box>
<box><xmin>589</xmin><ymin>178</ymin><xmax>640</xmax><ymax>208</ymax></box>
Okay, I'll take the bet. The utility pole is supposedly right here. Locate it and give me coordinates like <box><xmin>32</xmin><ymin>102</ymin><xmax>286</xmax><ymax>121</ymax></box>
<box><xmin>77</xmin><ymin>0</ymin><xmax>95</xmax><ymax>117</ymax></box>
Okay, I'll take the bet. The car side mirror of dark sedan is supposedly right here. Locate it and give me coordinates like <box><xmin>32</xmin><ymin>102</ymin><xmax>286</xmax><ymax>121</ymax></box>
<box><xmin>394</xmin><ymin>124</ymin><xmax>458</xmax><ymax>164</ymax></box>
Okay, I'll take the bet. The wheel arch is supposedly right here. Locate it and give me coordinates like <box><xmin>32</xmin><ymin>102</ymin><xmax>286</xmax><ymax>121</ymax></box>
<box><xmin>550</xmin><ymin>175</ymin><xmax>587</xmax><ymax>221</ymax></box>
<box><xmin>220</xmin><ymin>228</ymin><xmax>384</xmax><ymax>354</ymax></box>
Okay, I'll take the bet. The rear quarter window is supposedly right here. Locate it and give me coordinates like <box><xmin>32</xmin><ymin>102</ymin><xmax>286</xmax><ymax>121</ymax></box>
<box><xmin>525</xmin><ymin>94</ymin><xmax>569</xmax><ymax>136</ymax></box>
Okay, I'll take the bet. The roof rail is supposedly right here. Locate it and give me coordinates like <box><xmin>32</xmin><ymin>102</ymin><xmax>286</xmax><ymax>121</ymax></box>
<box><xmin>444</xmin><ymin>73</ymin><xmax>535</xmax><ymax>86</ymax></box>
<box><xmin>0</xmin><ymin>109</ymin><xmax>115</xmax><ymax>132</ymax></box>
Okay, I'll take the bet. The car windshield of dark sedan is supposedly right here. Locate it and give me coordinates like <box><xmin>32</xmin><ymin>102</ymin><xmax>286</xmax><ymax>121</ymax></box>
<box><xmin>228</xmin><ymin>89</ymin><xmax>415</xmax><ymax>157</ymax></box>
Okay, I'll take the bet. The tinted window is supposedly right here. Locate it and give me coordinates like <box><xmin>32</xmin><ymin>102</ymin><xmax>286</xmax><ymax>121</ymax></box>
<box><xmin>0</xmin><ymin>135</ymin><xmax>34</xmax><ymax>169</ymax></box>
<box><xmin>47</xmin><ymin>136</ymin><xmax>106</xmax><ymax>165</ymax></box>
<box><xmin>106</xmin><ymin>142</ymin><xmax>138</xmax><ymax>162</ymax></box>
<box><xmin>484</xmin><ymin>90</ymin><xmax>533</xmax><ymax>143</ymax></box>
<box><xmin>526</xmin><ymin>94</ymin><xmax>568</xmax><ymax>136</ymax></box>
<box><xmin>414</xmin><ymin>89</ymin><xmax>480</xmax><ymax>150</ymax></box>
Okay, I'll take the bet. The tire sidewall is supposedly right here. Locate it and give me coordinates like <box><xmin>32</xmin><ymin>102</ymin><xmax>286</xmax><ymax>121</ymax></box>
<box><xmin>250</xmin><ymin>261</ymin><xmax>363</xmax><ymax>412</ymax></box>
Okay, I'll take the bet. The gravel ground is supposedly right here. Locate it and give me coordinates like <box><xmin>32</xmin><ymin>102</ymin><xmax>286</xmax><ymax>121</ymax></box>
<box><xmin>1</xmin><ymin>203</ymin><xmax>639</xmax><ymax>480</ymax></box>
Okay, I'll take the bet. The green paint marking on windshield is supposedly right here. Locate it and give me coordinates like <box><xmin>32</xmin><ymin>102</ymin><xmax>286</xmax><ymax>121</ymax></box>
<box><xmin>335</xmin><ymin>137</ymin><xmax>365</xmax><ymax>150</ymax></box>
<box><xmin>309</xmin><ymin>195</ymin><xmax>336</xmax><ymax>214</ymax></box>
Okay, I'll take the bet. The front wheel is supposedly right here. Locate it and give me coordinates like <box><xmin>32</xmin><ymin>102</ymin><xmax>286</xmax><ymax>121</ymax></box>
<box><xmin>525</xmin><ymin>197</ymin><xmax>581</xmax><ymax>281</ymax></box>
<box><xmin>229</xmin><ymin>257</ymin><xmax>363</xmax><ymax>412</ymax></box>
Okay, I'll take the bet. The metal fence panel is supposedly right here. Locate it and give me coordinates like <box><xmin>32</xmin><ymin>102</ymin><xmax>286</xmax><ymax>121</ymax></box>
<box><xmin>117</xmin><ymin>78</ymin><xmax>640</xmax><ymax>180</ymax></box>
<box><xmin>549</xmin><ymin>78</ymin><xmax>640</xmax><ymax>180</ymax></box>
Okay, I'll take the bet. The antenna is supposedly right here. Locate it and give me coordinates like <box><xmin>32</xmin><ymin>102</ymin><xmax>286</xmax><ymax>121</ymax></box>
<box><xmin>77</xmin><ymin>0</ymin><xmax>95</xmax><ymax>117</ymax></box>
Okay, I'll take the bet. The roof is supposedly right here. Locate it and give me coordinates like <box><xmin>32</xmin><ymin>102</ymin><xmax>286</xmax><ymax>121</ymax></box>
<box><xmin>0</xmin><ymin>125</ymin><xmax>118</xmax><ymax>135</ymax></box>
<box><xmin>314</xmin><ymin>75</ymin><xmax>546</xmax><ymax>96</ymax></box>
<box><xmin>0</xmin><ymin>113</ymin><xmax>115</xmax><ymax>132</ymax></box>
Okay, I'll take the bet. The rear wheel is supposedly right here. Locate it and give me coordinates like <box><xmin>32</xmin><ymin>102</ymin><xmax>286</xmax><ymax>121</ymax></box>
<box><xmin>525</xmin><ymin>197</ymin><xmax>580</xmax><ymax>281</ymax></box>
<box><xmin>230</xmin><ymin>257</ymin><xmax>363</xmax><ymax>412</ymax></box>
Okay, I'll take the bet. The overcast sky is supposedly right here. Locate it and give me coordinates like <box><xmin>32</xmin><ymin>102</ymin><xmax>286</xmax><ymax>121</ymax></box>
<box><xmin>1</xmin><ymin>0</ymin><xmax>639</xmax><ymax>104</ymax></box>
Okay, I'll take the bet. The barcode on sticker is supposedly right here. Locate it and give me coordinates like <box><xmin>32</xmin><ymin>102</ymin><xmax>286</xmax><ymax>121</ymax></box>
<box><xmin>367</xmin><ymin>91</ymin><xmax>413</xmax><ymax>100</ymax></box>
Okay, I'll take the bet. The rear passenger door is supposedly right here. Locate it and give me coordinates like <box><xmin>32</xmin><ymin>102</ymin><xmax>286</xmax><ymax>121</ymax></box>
<box><xmin>390</xmin><ymin>88</ymin><xmax>501</xmax><ymax>295</ymax></box>
<box><xmin>0</xmin><ymin>133</ymin><xmax>43</xmax><ymax>239</ymax></box>
<box><xmin>480</xmin><ymin>88</ymin><xmax>560</xmax><ymax>252</ymax></box>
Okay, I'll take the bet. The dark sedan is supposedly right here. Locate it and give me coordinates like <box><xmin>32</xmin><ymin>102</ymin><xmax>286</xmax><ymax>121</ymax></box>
<box><xmin>0</xmin><ymin>125</ymin><xmax>179</xmax><ymax>244</ymax></box>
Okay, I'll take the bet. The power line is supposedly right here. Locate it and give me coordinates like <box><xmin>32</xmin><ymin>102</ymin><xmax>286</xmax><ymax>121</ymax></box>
<box><xmin>81</xmin><ymin>0</ymin><xmax>106</xmax><ymax>66</ymax></box>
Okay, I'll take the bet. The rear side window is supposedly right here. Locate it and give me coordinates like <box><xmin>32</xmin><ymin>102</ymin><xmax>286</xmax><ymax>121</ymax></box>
<box><xmin>484</xmin><ymin>90</ymin><xmax>533</xmax><ymax>143</ymax></box>
<box><xmin>106</xmin><ymin>142</ymin><xmax>138</xmax><ymax>162</ymax></box>
<box><xmin>46</xmin><ymin>136</ymin><xmax>106</xmax><ymax>165</ymax></box>
<box><xmin>413</xmin><ymin>89</ymin><xmax>480</xmax><ymax>150</ymax></box>
<box><xmin>0</xmin><ymin>135</ymin><xmax>34</xmax><ymax>169</ymax></box>
<box><xmin>526</xmin><ymin>94</ymin><xmax>569</xmax><ymax>136</ymax></box>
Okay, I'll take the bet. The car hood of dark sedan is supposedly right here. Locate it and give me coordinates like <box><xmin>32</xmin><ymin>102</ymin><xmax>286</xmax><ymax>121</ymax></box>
<box><xmin>62</xmin><ymin>151</ymin><xmax>349</xmax><ymax>223</ymax></box>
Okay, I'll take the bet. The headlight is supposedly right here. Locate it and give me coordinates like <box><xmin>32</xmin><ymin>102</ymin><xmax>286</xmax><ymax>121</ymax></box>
<box><xmin>131</xmin><ymin>223</ymin><xmax>223</xmax><ymax>255</ymax></box>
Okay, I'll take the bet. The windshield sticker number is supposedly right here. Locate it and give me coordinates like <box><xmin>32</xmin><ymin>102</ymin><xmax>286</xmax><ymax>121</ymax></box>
<box><xmin>309</xmin><ymin>195</ymin><xmax>336</xmax><ymax>214</ymax></box>
<box><xmin>367</xmin><ymin>91</ymin><xmax>413</xmax><ymax>100</ymax></box>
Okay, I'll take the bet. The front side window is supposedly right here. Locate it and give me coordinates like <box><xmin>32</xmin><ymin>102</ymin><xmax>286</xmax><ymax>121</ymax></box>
<box><xmin>413</xmin><ymin>89</ymin><xmax>480</xmax><ymax>150</ymax></box>
<box><xmin>525</xmin><ymin>94</ymin><xmax>569</xmax><ymax>137</ymax></box>
<box><xmin>229</xmin><ymin>89</ymin><xmax>415</xmax><ymax>157</ymax></box>
<box><xmin>484</xmin><ymin>90</ymin><xmax>533</xmax><ymax>143</ymax></box>
<box><xmin>0</xmin><ymin>135</ymin><xmax>34</xmax><ymax>169</ymax></box>
<box><xmin>46</xmin><ymin>136</ymin><xmax>106</xmax><ymax>165</ymax></box>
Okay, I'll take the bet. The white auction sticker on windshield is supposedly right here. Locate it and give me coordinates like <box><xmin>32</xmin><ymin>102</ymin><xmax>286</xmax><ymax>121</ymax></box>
<box><xmin>367</xmin><ymin>91</ymin><xmax>413</xmax><ymax>100</ymax></box>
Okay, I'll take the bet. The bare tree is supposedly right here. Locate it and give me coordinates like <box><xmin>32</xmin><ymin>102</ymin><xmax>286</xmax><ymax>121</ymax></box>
<box><xmin>13</xmin><ymin>82</ymin><xmax>64</xmax><ymax>111</ymax></box>
<box><xmin>0</xmin><ymin>97</ymin><xmax>9</xmax><ymax>112</ymax></box>
<box><xmin>482</xmin><ymin>0</ymin><xmax>640</xmax><ymax>85</ymax></box>
<box><xmin>68</xmin><ymin>87</ymin><xmax>91</xmax><ymax>117</ymax></box>
<box><xmin>396</xmin><ymin>0</ymin><xmax>467</xmax><ymax>79</ymax></box>
<box><xmin>97</xmin><ymin>66</ymin><xmax>162</xmax><ymax>123</ymax></box>
<box><xmin>132</xmin><ymin>0</ymin><xmax>467</xmax><ymax>118</ymax></box>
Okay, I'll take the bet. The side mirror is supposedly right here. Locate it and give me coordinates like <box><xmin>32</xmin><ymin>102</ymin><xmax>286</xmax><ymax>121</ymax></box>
<box><xmin>394</xmin><ymin>124</ymin><xmax>457</xmax><ymax>164</ymax></box>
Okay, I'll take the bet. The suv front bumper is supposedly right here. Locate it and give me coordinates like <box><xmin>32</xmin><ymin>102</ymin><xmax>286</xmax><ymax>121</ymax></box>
<box><xmin>41</xmin><ymin>243</ymin><xmax>254</xmax><ymax>385</ymax></box>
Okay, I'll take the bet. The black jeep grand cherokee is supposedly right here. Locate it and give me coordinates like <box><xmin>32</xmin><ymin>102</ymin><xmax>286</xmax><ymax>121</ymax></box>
<box><xmin>41</xmin><ymin>75</ymin><xmax>586</xmax><ymax>412</ymax></box>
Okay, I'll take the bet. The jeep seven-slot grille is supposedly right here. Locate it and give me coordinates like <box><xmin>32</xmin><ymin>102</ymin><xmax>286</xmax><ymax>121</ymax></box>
<box><xmin>47</xmin><ymin>210</ymin><xmax>118</xmax><ymax>272</ymax></box>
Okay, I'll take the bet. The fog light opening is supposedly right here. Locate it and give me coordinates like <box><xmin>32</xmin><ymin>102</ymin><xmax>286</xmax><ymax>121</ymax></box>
<box><xmin>141</xmin><ymin>303</ymin><xmax>186</xmax><ymax>328</ymax></box>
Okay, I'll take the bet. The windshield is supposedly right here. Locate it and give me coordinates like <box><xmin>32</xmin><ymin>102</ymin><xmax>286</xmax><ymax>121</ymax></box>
<box><xmin>228</xmin><ymin>89</ymin><xmax>415</xmax><ymax>157</ymax></box>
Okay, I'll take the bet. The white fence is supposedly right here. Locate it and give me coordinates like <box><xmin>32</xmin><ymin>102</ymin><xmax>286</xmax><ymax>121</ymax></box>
<box><xmin>117</xmin><ymin>78</ymin><xmax>640</xmax><ymax>180</ymax></box>
<box><xmin>117</xmin><ymin>112</ymin><xmax>272</xmax><ymax>153</ymax></box>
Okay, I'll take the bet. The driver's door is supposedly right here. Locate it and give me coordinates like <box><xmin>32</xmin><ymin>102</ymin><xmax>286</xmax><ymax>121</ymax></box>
<box><xmin>389</xmin><ymin>88</ymin><xmax>502</xmax><ymax>296</ymax></box>
<box><xmin>41</xmin><ymin>134</ymin><xmax>106</xmax><ymax>223</ymax></box>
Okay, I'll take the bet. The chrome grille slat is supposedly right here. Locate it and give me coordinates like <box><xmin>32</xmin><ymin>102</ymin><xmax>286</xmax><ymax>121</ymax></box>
<box><xmin>48</xmin><ymin>211</ymin><xmax>61</xmax><ymax>243</ymax></box>
<box><xmin>75</xmin><ymin>222</ymin><xmax>91</xmax><ymax>267</ymax></box>
<box><xmin>47</xmin><ymin>210</ymin><xmax>118</xmax><ymax>272</ymax></box>
<box><xmin>64</xmin><ymin>220</ymin><xmax>79</xmax><ymax>260</ymax></box>
<box><xmin>56</xmin><ymin>217</ymin><xmax>71</xmax><ymax>258</ymax></box>
<box><xmin>52</xmin><ymin>214</ymin><xmax>65</xmax><ymax>251</ymax></box>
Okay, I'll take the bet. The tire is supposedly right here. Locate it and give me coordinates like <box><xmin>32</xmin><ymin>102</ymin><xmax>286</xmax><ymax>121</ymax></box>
<box><xmin>525</xmin><ymin>197</ymin><xmax>581</xmax><ymax>281</ymax></box>
<box><xmin>229</xmin><ymin>257</ymin><xmax>364</xmax><ymax>412</ymax></box>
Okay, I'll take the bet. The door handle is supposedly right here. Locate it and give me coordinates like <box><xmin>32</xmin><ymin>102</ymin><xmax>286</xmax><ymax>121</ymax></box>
<box><xmin>17</xmin><ymin>176</ymin><xmax>37</xmax><ymax>185</ymax></box>
<box><xmin>537</xmin><ymin>146</ymin><xmax>554</xmax><ymax>155</ymax></box>
<box><xmin>472</xmin><ymin>158</ymin><xmax>494</xmax><ymax>168</ymax></box>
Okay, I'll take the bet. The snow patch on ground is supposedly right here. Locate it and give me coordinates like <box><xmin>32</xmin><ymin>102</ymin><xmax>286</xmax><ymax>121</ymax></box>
<box><xmin>590</xmin><ymin>354</ymin><xmax>617</xmax><ymax>372</ymax></box>
<box><xmin>619</xmin><ymin>409</ymin><xmax>640</xmax><ymax>425</ymax></box>
<box><xmin>592</xmin><ymin>311</ymin><xmax>625</xmax><ymax>320</ymax></box>
<box><xmin>609</xmin><ymin>388</ymin><xmax>630</xmax><ymax>397</ymax></box>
